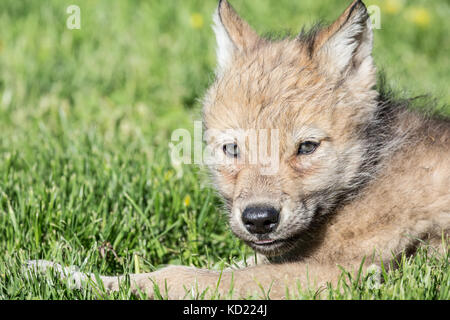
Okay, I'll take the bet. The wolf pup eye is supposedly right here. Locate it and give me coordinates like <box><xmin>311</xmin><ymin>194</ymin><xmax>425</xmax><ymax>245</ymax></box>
<box><xmin>298</xmin><ymin>141</ymin><xmax>319</xmax><ymax>155</ymax></box>
<box><xmin>223</xmin><ymin>143</ymin><xmax>240</xmax><ymax>158</ymax></box>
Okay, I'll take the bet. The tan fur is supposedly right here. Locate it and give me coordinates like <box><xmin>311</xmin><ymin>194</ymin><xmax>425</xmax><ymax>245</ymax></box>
<box><xmin>29</xmin><ymin>0</ymin><xmax>449</xmax><ymax>299</ymax></box>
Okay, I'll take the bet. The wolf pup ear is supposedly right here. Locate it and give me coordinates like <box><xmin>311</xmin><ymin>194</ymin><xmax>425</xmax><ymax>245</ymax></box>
<box><xmin>314</xmin><ymin>0</ymin><xmax>374</xmax><ymax>83</ymax></box>
<box><xmin>212</xmin><ymin>0</ymin><xmax>260</xmax><ymax>76</ymax></box>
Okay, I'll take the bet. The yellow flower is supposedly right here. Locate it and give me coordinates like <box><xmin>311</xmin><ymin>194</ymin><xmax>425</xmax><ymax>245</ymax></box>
<box><xmin>190</xmin><ymin>13</ymin><xmax>204</xmax><ymax>29</ymax></box>
<box><xmin>406</xmin><ymin>7</ymin><xmax>431</xmax><ymax>28</ymax></box>
<box><xmin>383</xmin><ymin>0</ymin><xmax>404</xmax><ymax>15</ymax></box>
<box><xmin>164</xmin><ymin>170</ymin><xmax>174</xmax><ymax>181</ymax></box>
<box><xmin>183</xmin><ymin>195</ymin><xmax>191</xmax><ymax>207</ymax></box>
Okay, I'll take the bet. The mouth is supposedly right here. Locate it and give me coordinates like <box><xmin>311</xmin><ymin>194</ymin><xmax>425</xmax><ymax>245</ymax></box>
<box><xmin>252</xmin><ymin>239</ymin><xmax>277</xmax><ymax>246</ymax></box>
<box><xmin>245</xmin><ymin>233</ymin><xmax>302</xmax><ymax>255</ymax></box>
<box><xmin>247</xmin><ymin>238</ymin><xmax>287</xmax><ymax>253</ymax></box>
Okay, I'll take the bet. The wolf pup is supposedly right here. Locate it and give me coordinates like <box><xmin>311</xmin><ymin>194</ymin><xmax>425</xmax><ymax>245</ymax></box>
<box><xmin>29</xmin><ymin>0</ymin><xmax>449</xmax><ymax>299</ymax></box>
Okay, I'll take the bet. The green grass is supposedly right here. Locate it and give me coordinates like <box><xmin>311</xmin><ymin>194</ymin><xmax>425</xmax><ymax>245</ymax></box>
<box><xmin>0</xmin><ymin>0</ymin><xmax>449</xmax><ymax>299</ymax></box>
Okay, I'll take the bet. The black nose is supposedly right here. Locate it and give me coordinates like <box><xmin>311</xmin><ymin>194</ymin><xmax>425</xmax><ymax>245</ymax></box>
<box><xmin>242</xmin><ymin>206</ymin><xmax>280</xmax><ymax>234</ymax></box>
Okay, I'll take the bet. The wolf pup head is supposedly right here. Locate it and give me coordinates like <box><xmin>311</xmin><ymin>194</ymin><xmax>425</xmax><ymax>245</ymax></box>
<box><xmin>202</xmin><ymin>0</ymin><xmax>380</xmax><ymax>257</ymax></box>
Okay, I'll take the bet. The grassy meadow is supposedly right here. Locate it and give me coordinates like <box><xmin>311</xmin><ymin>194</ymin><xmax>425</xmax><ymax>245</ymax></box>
<box><xmin>0</xmin><ymin>0</ymin><xmax>448</xmax><ymax>299</ymax></box>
